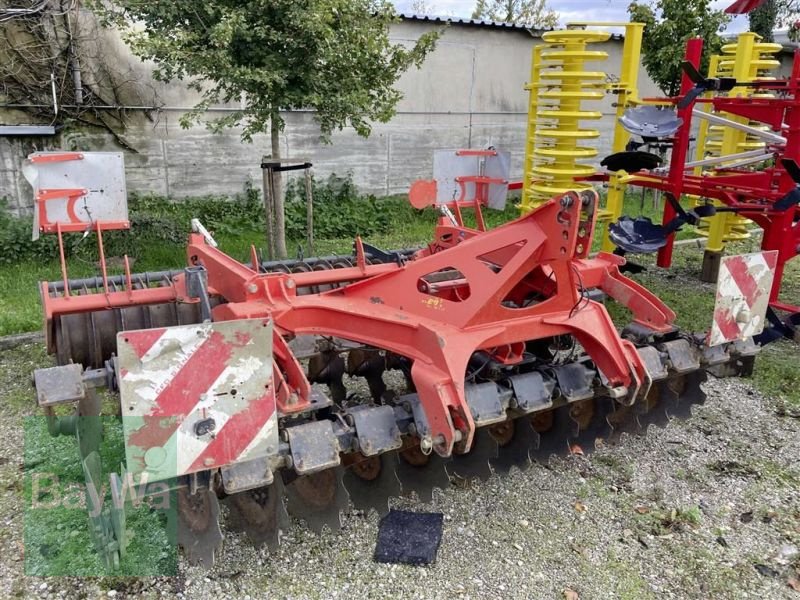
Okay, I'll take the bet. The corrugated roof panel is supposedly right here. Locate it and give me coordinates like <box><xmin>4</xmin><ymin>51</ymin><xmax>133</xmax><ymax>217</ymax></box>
<box><xmin>398</xmin><ymin>12</ymin><xmax>537</xmax><ymax>31</ymax></box>
<box><xmin>397</xmin><ymin>13</ymin><xmax>625</xmax><ymax>39</ymax></box>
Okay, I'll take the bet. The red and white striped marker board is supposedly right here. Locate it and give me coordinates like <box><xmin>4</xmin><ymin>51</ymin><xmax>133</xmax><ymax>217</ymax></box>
<box><xmin>117</xmin><ymin>318</ymin><xmax>277</xmax><ymax>483</ymax></box>
<box><xmin>709</xmin><ymin>251</ymin><xmax>777</xmax><ymax>347</ymax></box>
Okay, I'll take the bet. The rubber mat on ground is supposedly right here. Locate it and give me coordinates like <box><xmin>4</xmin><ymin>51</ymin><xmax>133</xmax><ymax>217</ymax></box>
<box><xmin>373</xmin><ymin>509</ymin><xmax>444</xmax><ymax>565</ymax></box>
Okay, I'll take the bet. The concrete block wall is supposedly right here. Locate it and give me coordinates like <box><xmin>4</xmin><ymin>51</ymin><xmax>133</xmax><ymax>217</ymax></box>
<box><xmin>1</xmin><ymin>19</ymin><xmax>668</xmax><ymax>215</ymax></box>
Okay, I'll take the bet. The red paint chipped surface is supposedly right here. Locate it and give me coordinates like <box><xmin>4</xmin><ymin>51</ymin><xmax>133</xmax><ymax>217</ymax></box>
<box><xmin>725</xmin><ymin>255</ymin><xmax>761</xmax><ymax>304</ymax></box>
<box><xmin>125</xmin><ymin>327</ymin><xmax>167</xmax><ymax>359</ymax></box>
<box><xmin>188</xmin><ymin>390</ymin><xmax>276</xmax><ymax>472</ymax></box>
<box><xmin>714</xmin><ymin>308</ymin><xmax>741</xmax><ymax>341</ymax></box>
<box><xmin>126</xmin><ymin>330</ymin><xmax>234</xmax><ymax>451</ymax></box>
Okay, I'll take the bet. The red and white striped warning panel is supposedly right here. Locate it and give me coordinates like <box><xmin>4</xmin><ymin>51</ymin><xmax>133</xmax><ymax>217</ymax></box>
<box><xmin>709</xmin><ymin>251</ymin><xmax>777</xmax><ymax>347</ymax></box>
<box><xmin>117</xmin><ymin>318</ymin><xmax>277</xmax><ymax>483</ymax></box>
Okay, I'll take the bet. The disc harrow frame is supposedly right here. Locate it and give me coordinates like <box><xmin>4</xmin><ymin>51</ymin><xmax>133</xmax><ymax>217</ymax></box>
<box><xmin>32</xmin><ymin>189</ymin><xmax>757</xmax><ymax>569</ymax></box>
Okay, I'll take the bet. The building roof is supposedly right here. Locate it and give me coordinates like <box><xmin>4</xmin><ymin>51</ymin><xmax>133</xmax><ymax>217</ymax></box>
<box><xmin>399</xmin><ymin>12</ymin><xmax>541</xmax><ymax>31</ymax></box>
<box><xmin>397</xmin><ymin>13</ymin><xmax>625</xmax><ymax>40</ymax></box>
<box><xmin>766</xmin><ymin>30</ymin><xmax>798</xmax><ymax>50</ymax></box>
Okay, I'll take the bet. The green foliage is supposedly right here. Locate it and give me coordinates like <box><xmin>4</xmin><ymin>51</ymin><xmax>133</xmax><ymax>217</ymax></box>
<box><xmin>628</xmin><ymin>0</ymin><xmax>731</xmax><ymax>97</ymax></box>
<box><xmin>284</xmin><ymin>173</ymin><xmax>392</xmax><ymax>239</ymax></box>
<box><xmin>768</xmin><ymin>1</ymin><xmax>800</xmax><ymax>35</ymax></box>
<box><xmin>781</xmin><ymin>0</ymin><xmax>800</xmax><ymax>41</ymax></box>
<box><xmin>95</xmin><ymin>0</ymin><xmax>440</xmax><ymax>142</ymax></box>
<box><xmin>0</xmin><ymin>193</ymin><xmax>256</xmax><ymax>264</ymax></box>
<box><xmin>472</xmin><ymin>0</ymin><xmax>558</xmax><ymax>27</ymax></box>
<box><xmin>0</xmin><ymin>199</ymin><xmax>59</xmax><ymax>264</ymax></box>
<box><xmin>0</xmin><ymin>175</ymin><xmax>403</xmax><ymax>264</ymax></box>
<box><xmin>749</xmin><ymin>0</ymin><xmax>778</xmax><ymax>42</ymax></box>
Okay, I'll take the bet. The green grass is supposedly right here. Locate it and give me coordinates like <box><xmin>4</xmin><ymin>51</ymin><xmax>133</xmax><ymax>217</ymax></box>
<box><xmin>0</xmin><ymin>188</ymin><xmax>673</xmax><ymax>336</ymax></box>
<box><xmin>753</xmin><ymin>342</ymin><xmax>800</xmax><ymax>411</ymax></box>
<box><xmin>22</xmin><ymin>415</ymin><xmax>177</xmax><ymax>576</ymax></box>
<box><xmin>0</xmin><ymin>341</ymin><xmax>50</xmax><ymax>413</ymax></box>
<box><xmin>0</xmin><ymin>198</ymin><xmax>516</xmax><ymax>336</ymax></box>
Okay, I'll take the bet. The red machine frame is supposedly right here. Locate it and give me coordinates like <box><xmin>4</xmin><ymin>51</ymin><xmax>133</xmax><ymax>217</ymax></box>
<box><xmin>605</xmin><ymin>41</ymin><xmax>800</xmax><ymax>315</ymax></box>
<box><xmin>183</xmin><ymin>191</ymin><xmax>673</xmax><ymax>457</ymax></box>
<box><xmin>41</xmin><ymin>190</ymin><xmax>678</xmax><ymax>458</ymax></box>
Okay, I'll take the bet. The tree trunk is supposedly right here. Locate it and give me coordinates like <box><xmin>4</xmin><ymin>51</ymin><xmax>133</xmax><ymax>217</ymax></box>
<box><xmin>270</xmin><ymin>108</ymin><xmax>287</xmax><ymax>258</ymax></box>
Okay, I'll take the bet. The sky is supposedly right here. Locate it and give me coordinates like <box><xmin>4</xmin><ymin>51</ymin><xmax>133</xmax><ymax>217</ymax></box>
<box><xmin>392</xmin><ymin>0</ymin><xmax>751</xmax><ymax>34</ymax></box>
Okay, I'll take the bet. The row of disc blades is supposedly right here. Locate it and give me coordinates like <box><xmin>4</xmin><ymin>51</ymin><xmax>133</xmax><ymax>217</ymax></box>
<box><xmin>175</xmin><ymin>372</ymin><xmax>707</xmax><ymax>567</ymax></box>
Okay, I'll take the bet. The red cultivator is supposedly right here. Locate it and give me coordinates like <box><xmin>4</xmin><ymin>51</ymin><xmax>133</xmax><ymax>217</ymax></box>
<box><xmin>31</xmin><ymin>155</ymin><xmax>757</xmax><ymax>568</ymax></box>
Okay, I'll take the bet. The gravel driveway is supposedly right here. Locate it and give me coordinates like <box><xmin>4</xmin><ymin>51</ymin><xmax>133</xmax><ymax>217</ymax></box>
<box><xmin>1</xmin><ymin>342</ymin><xmax>799</xmax><ymax>599</ymax></box>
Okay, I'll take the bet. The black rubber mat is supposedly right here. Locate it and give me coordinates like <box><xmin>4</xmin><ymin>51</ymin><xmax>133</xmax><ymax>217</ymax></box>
<box><xmin>373</xmin><ymin>509</ymin><xmax>444</xmax><ymax>565</ymax></box>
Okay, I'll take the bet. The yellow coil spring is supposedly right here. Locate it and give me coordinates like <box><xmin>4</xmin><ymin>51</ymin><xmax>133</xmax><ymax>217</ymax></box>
<box><xmin>520</xmin><ymin>30</ymin><xmax>610</xmax><ymax>212</ymax></box>
<box><xmin>704</xmin><ymin>41</ymin><xmax>781</xmax><ymax>154</ymax></box>
<box><xmin>693</xmin><ymin>34</ymin><xmax>780</xmax><ymax>245</ymax></box>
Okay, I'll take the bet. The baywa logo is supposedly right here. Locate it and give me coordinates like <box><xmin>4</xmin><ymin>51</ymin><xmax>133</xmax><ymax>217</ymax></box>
<box><xmin>30</xmin><ymin>471</ymin><xmax>172</xmax><ymax>517</ymax></box>
<box><xmin>23</xmin><ymin>416</ymin><xmax>177</xmax><ymax>577</ymax></box>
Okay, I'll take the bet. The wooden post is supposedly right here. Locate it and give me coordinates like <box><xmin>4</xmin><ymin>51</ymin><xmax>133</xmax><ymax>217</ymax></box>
<box><xmin>304</xmin><ymin>168</ymin><xmax>314</xmax><ymax>256</ymax></box>
<box><xmin>261</xmin><ymin>157</ymin><xmax>276</xmax><ymax>260</ymax></box>
<box><xmin>273</xmin><ymin>164</ymin><xmax>287</xmax><ymax>259</ymax></box>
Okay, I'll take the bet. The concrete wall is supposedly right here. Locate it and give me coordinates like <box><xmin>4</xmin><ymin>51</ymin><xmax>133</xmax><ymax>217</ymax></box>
<box><xmin>2</xmin><ymin>19</ymin><xmax>663</xmax><ymax>214</ymax></box>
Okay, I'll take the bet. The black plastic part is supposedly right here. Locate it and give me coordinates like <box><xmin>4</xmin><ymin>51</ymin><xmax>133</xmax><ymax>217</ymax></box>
<box><xmin>693</xmin><ymin>204</ymin><xmax>717</xmax><ymax>218</ymax></box>
<box><xmin>755</xmin><ymin>307</ymin><xmax>800</xmax><ymax>345</ymax></box>
<box><xmin>775</xmin><ymin>188</ymin><xmax>800</xmax><ymax>212</ymax></box>
<box><xmin>360</xmin><ymin>242</ymin><xmax>407</xmax><ymax>266</ymax></box>
<box><xmin>781</xmin><ymin>158</ymin><xmax>800</xmax><ymax>184</ymax></box>
<box><xmin>608</xmin><ymin>216</ymin><xmax>670</xmax><ymax>253</ymax></box>
<box><xmin>600</xmin><ymin>151</ymin><xmax>663</xmax><ymax>173</ymax></box>
<box><xmin>681</xmin><ymin>61</ymin><xmax>704</xmax><ymax>84</ymax></box>
<box><xmin>613</xmin><ymin>248</ymin><xmax>646</xmax><ymax>274</ymax></box>
<box><xmin>374</xmin><ymin>509</ymin><xmax>444</xmax><ymax>565</ymax></box>
<box><xmin>260</xmin><ymin>161</ymin><xmax>312</xmax><ymax>172</ymax></box>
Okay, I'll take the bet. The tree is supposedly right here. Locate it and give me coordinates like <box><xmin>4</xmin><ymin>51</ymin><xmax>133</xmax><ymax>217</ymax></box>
<box><xmin>471</xmin><ymin>0</ymin><xmax>558</xmax><ymax>28</ymax></box>
<box><xmin>771</xmin><ymin>0</ymin><xmax>800</xmax><ymax>41</ymax></box>
<box><xmin>628</xmin><ymin>0</ymin><xmax>730</xmax><ymax>97</ymax></box>
<box><xmin>0</xmin><ymin>2</ymin><xmax>156</xmax><ymax>148</ymax></box>
<box><xmin>410</xmin><ymin>0</ymin><xmax>435</xmax><ymax>14</ymax></box>
<box><xmin>96</xmin><ymin>0</ymin><xmax>439</xmax><ymax>258</ymax></box>
<box><xmin>749</xmin><ymin>0</ymin><xmax>778</xmax><ymax>42</ymax></box>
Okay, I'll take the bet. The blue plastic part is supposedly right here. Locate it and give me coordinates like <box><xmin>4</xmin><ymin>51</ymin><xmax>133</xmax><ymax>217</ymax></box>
<box><xmin>608</xmin><ymin>216</ymin><xmax>670</xmax><ymax>254</ymax></box>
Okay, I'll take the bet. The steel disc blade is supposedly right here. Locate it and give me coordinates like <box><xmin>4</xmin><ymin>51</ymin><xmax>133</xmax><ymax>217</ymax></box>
<box><xmin>285</xmin><ymin>467</ymin><xmax>349</xmax><ymax>534</ymax></box>
<box><xmin>634</xmin><ymin>382</ymin><xmax>672</xmax><ymax>432</ymax></box>
<box><xmin>568</xmin><ymin>397</ymin><xmax>615</xmax><ymax>454</ymax></box>
<box><xmin>447</xmin><ymin>428</ymin><xmax>497</xmax><ymax>481</ymax></box>
<box><xmin>665</xmin><ymin>371</ymin><xmax>707</xmax><ymax>420</ymax></box>
<box><xmin>396</xmin><ymin>447</ymin><xmax>451</xmax><ymax>503</ymax></box>
<box><xmin>607</xmin><ymin>398</ymin><xmax>645</xmax><ymax>441</ymax></box>
<box><xmin>342</xmin><ymin>453</ymin><xmax>401</xmax><ymax>517</ymax></box>
<box><xmin>177</xmin><ymin>487</ymin><xmax>223</xmax><ymax>568</ymax></box>
<box><xmin>685</xmin><ymin>371</ymin><xmax>708</xmax><ymax>407</ymax></box>
<box><xmin>529</xmin><ymin>405</ymin><xmax>573</xmax><ymax>463</ymax></box>
<box><xmin>489</xmin><ymin>418</ymin><xmax>537</xmax><ymax>475</ymax></box>
<box><xmin>224</xmin><ymin>478</ymin><xmax>288</xmax><ymax>550</ymax></box>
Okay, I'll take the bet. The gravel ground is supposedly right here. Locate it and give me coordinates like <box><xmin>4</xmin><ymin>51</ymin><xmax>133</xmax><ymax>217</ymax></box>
<box><xmin>1</xmin><ymin>342</ymin><xmax>799</xmax><ymax>599</ymax></box>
